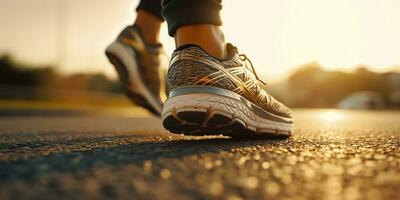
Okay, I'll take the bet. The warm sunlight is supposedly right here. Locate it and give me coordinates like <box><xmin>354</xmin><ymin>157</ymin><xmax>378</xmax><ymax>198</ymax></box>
<box><xmin>0</xmin><ymin>1</ymin><xmax>399</xmax><ymax>198</ymax></box>
<box><xmin>221</xmin><ymin>0</ymin><xmax>400</xmax><ymax>80</ymax></box>
<box><xmin>318</xmin><ymin>110</ymin><xmax>346</xmax><ymax>123</ymax></box>
<box><xmin>0</xmin><ymin>0</ymin><xmax>399</xmax><ymax>81</ymax></box>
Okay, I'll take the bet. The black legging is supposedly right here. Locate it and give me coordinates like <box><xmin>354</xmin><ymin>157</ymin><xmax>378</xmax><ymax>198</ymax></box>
<box><xmin>136</xmin><ymin>0</ymin><xmax>222</xmax><ymax>36</ymax></box>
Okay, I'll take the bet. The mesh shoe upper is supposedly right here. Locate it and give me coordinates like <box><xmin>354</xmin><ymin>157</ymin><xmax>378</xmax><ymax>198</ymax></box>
<box><xmin>167</xmin><ymin>43</ymin><xmax>292</xmax><ymax>118</ymax></box>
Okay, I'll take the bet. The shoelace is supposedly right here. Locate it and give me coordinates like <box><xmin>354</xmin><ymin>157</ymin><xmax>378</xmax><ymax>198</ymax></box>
<box><xmin>239</xmin><ymin>54</ymin><xmax>267</xmax><ymax>86</ymax></box>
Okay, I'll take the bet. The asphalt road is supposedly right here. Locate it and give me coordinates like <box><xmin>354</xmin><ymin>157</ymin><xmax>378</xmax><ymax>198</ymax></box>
<box><xmin>0</xmin><ymin>109</ymin><xmax>399</xmax><ymax>200</ymax></box>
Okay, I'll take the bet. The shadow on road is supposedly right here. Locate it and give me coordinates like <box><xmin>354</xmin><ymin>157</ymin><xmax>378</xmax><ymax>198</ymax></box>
<box><xmin>0</xmin><ymin>133</ymin><xmax>288</xmax><ymax>182</ymax></box>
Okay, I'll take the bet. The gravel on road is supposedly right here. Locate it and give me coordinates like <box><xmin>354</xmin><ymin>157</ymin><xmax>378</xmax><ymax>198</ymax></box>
<box><xmin>0</xmin><ymin>109</ymin><xmax>399</xmax><ymax>200</ymax></box>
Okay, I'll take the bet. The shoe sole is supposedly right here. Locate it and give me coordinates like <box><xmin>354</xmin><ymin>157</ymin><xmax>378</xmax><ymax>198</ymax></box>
<box><xmin>162</xmin><ymin>86</ymin><xmax>293</xmax><ymax>138</ymax></box>
<box><xmin>105</xmin><ymin>42</ymin><xmax>162</xmax><ymax>116</ymax></box>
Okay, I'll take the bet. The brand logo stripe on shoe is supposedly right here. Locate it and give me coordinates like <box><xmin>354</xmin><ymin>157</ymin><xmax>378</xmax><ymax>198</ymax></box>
<box><xmin>170</xmin><ymin>54</ymin><xmax>260</xmax><ymax>103</ymax></box>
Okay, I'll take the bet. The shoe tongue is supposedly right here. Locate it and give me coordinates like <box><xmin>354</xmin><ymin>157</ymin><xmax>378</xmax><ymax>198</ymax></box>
<box><xmin>225</xmin><ymin>43</ymin><xmax>238</xmax><ymax>60</ymax></box>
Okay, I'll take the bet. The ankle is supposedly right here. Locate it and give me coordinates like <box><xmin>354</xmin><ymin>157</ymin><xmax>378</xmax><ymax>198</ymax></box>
<box><xmin>134</xmin><ymin>11</ymin><xmax>162</xmax><ymax>45</ymax></box>
<box><xmin>175</xmin><ymin>25</ymin><xmax>226</xmax><ymax>59</ymax></box>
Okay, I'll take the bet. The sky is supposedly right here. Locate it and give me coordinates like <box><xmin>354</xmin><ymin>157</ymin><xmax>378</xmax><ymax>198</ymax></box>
<box><xmin>0</xmin><ymin>0</ymin><xmax>399</xmax><ymax>82</ymax></box>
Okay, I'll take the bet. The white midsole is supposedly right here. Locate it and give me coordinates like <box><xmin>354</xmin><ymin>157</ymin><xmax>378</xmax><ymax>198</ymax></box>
<box><xmin>106</xmin><ymin>42</ymin><xmax>162</xmax><ymax>114</ymax></box>
<box><xmin>162</xmin><ymin>93</ymin><xmax>294</xmax><ymax>134</ymax></box>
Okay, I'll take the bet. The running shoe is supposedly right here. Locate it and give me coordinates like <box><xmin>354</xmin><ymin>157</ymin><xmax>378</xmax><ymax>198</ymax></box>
<box><xmin>162</xmin><ymin>44</ymin><xmax>294</xmax><ymax>137</ymax></box>
<box><xmin>105</xmin><ymin>25</ymin><xmax>164</xmax><ymax>116</ymax></box>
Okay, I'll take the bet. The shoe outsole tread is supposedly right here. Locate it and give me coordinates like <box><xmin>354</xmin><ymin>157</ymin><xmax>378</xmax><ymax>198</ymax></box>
<box><xmin>162</xmin><ymin>93</ymin><xmax>293</xmax><ymax>138</ymax></box>
<box><xmin>163</xmin><ymin>110</ymin><xmax>291</xmax><ymax>138</ymax></box>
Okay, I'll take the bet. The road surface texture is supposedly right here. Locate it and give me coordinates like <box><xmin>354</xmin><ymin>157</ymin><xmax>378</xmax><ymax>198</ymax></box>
<box><xmin>0</xmin><ymin>109</ymin><xmax>399</xmax><ymax>200</ymax></box>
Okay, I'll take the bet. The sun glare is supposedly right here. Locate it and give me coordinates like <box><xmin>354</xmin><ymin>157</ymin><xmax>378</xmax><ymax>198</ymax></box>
<box><xmin>0</xmin><ymin>0</ymin><xmax>399</xmax><ymax>80</ymax></box>
<box><xmin>319</xmin><ymin>111</ymin><xmax>345</xmax><ymax>123</ymax></box>
<box><xmin>221</xmin><ymin>0</ymin><xmax>400</xmax><ymax>81</ymax></box>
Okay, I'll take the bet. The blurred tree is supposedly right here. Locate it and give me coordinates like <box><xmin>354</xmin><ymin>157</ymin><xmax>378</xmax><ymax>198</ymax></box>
<box><xmin>0</xmin><ymin>54</ymin><xmax>54</xmax><ymax>86</ymax></box>
<box><xmin>0</xmin><ymin>54</ymin><xmax>123</xmax><ymax>101</ymax></box>
<box><xmin>287</xmin><ymin>62</ymin><xmax>398</xmax><ymax>108</ymax></box>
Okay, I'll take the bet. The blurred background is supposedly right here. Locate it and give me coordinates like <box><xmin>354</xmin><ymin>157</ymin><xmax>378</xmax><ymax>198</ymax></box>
<box><xmin>0</xmin><ymin>0</ymin><xmax>399</xmax><ymax>114</ymax></box>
